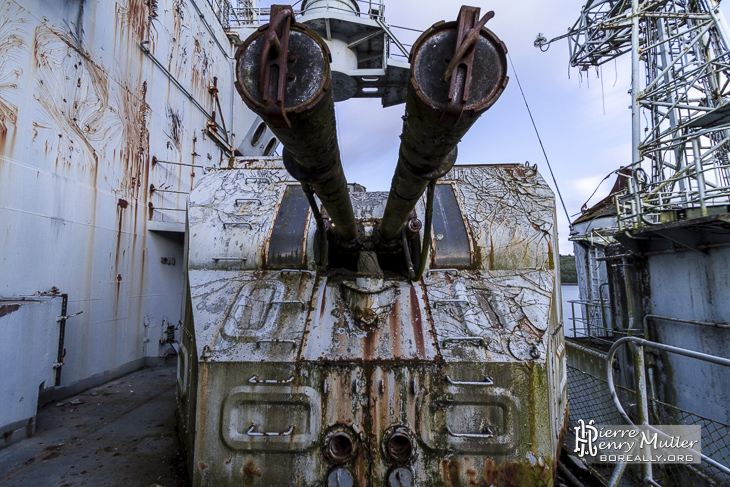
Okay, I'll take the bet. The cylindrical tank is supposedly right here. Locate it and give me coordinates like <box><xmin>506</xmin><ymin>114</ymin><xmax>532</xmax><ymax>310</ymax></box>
<box><xmin>377</xmin><ymin>7</ymin><xmax>509</xmax><ymax>242</ymax></box>
<box><xmin>234</xmin><ymin>9</ymin><xmax>360</xmax><ymax>242</ymax></box>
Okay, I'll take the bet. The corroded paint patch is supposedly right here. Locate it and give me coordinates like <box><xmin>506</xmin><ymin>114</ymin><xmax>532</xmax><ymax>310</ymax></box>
<box><xmin>0</xmin><ymin>304</ymin><xmax>20</xmax><ymax>318</ymax></box>
<box><xmin>482</xmin><ymin>458</ymin><xmax>553</xmax><ymax>487</ymax></box>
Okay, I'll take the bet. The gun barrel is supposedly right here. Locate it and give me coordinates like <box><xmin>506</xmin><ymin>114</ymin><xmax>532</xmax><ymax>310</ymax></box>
<box><xmin>234</xmin><ymin>6</ymin><xmax>359</xmax><ymax>242</ymax></box>
<box><xmin>377</xmin><ymin>6</ymin><xmax>508</xmax><ymax>242</ymax></box>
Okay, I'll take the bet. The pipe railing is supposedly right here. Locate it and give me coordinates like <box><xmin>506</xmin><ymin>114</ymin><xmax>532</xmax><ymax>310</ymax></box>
<box><xmin>568</xmin><ymin>298</ymin><xmax>613</xmax><ymax>339</ymax></box>
<box><xmin>644</xmin><ymin>314</ymin><xmax>730</xmax><ymax>331</ymax></box>
<box><xmin>605</xmin><ymin>336</ymin><xmax>730</xmax><ymax>486</ymax></box>
<box><xmin>229</xmin><ymin>0</ymin><xmax>386</xmax><ymax>26</ymax></box>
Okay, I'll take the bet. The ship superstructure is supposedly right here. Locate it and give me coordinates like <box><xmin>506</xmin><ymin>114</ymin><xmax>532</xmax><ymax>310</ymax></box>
<box><xmin>539</xmin><ymin>1</ymin><xmax>730</xmax><ymax>485</ymax></box>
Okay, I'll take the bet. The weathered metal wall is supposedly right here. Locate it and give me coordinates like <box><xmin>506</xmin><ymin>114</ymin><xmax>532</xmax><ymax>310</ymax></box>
<box><xmin>0</xmin><ymin>297</ymin><xmax>60</xmax><ymax>447</ymax></box>
<box><xmin>645</xmin><ymin>247</ymin><xmax>730</xmax><ymax>425</ymax></box>
<box><xmin>182</xmin><ymin>159</ymin><xmax>565</xmax><ymax>486</ymax></box>
<box><xmin>0</xmin><ymin>0</ymin><xmax>249</xmax><ymax>439</ymax></box>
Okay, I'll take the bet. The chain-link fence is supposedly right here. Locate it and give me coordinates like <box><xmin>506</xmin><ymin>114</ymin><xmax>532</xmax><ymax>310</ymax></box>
<box><xmin>566</xmin><ymin>364</ymin><xmax>730</xmax><ymax>486</ymax></box>
<box><xmin>650</xmin><ymin>397</ymin><xmax>730</xmax><ymax>486</ymax></box>
<box><xmin>566</xmin><ymin>364</ymin><xmax>638</xmax><ymax>486</ymax></box>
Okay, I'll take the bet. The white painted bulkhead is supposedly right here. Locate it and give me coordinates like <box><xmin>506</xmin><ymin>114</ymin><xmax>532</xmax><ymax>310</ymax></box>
<box><xmin>0</xmin><ymin>0</ymin><xmax>255</xmax><ymax>445</ymax></box>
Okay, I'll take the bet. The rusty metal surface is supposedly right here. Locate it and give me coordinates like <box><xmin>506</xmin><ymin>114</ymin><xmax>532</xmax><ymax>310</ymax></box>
<box><xmin>299</xmin><ymin>279</ymin><xmax>439</xmax><ymax>362</ymax></box>
<box><xmin>412</xmin><ymin>7</ymin><xmax>508</xmax><ymax>116</ymax></box>
<box><xmin>187</xmin><ymin>162</ymin><xmax>306</xmax><ymax>273</ymax></box>
<box><xmin>183</xmin><ymin>157</ymin><xmax>565</xmax><ymax>486</ymax></box>
<box><xmin>447</xmin><ymin>164</ymin><xmax>556</xmax><ymax>270</ymax></box>
<box><xmin>256</xmin><ymin>5</ymin><xmax>295</xmax><ymax>127</ymax></box>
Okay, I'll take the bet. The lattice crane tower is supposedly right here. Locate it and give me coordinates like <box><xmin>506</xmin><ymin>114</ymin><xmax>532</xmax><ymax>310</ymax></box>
<box><xmin>538</xmin><ymin>0</ymin><xmax>730</xmax><ymax>230</ymax></box>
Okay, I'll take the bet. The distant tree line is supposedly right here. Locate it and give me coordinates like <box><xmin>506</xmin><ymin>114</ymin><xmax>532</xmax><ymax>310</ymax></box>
<box><xmin>560</xmin><ymin>255</ymin><xmax>577</xmax><ymax>283</ymax></box>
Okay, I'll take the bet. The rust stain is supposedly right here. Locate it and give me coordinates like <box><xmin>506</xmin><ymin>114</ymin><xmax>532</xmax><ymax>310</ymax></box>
<box><xmin>148</xmin><ymin>0</ymin><xmax>159</xmax><ymax>22</ymax></box>
<box><xmin>502</xmin><ymin>462</ymin><xmax>520</xmax><ymax>486</ymax></box>
<box><xmin>0</xmin><ymin>3</ymin><xmax>25</xmax><ymax>154</ymax></box>
<box><xmin>117</xmin><ymin>79</ymin><xmax>150</xmax><ymax>200</ymax></box>
<box><xmin>197</xmin><ymin>460</ymin><xmax>208</xmax><ymax>471</ymax></box>
<box><xmin>0</xmin><ymin>2</ymin><xmax>26</xmax><ymax>125</ymax></box>
<box><xmin>319</xmin><ymin>286</ymin><xmax>327</xmax><ymax>319</ymax></box>
<box><xmin>115</xmin><ymin>0</ymin><xmax>153</xmax><ymax>41</ymax></box>
<box><xmin>190</xmin><ymin>34</ymin><xmax>214</xmax><ymax>99</ymax></box>
<box><xmin>347</xmin><ymin>422</ymin><xmax>368</xmax><ymax>487</ymax></box>
<box><xmin>0</xmin><ymin>304</ymin><xmax>20</xmax><ymax>318</ymax></box>
<box><xmin>168</xmin><ymin>0</ymin><xmax>187</xmax><ymax>77</ymax></box>
<box><xmin>389</xmin><ymin>301</ymin><xmax>401</xmax><ymax>357</ymax></box>
<box><xmin>363</xmin><ymin>327</ymin><xmax>375</xmax><ymax>361</ymax></box>
<box><xmin>547</xmin><ymin>241</ymin><xmax>554</xmax><ymax>270</ymax></box>
<box><xmin>484</xmin><ymin>458</ymin><xmax>496</xmax><ymax>485</ymax></box>
<box><xmin>115</xmin><ymin>197</ymin><xmax>127</xmax><ymax>295</ymax></box>
<box><xmin>33</xmin><ymin>24</ymin><xmax>111</xmax><ymax>173</ymax></box>
<box><xmin>296</xmin><ymin>272</ymin><xmax>307</xmax><ymax>296</ymax></box>
<box><xmin>409</xmin><ymin>286</ymin><xmax>425</xmax><ymax>356</ymax></box>
<box><xmin>448</xmin><ymin>459</ymin><xmax>463</xmax><ymax>487</ymax></box>
<box><xmin>242</xmin><ymin>458</ymin><xmax>261</xmax><ymax>486</ymax></box>
<box><xmin>441</xmin><ymin>459</ymin><xmax>462</xmax><ymax>486</ymax></box>
<box><xmin>466</xmin><ymin>467</ymin><xmax>478</xmax><ymax>485</ymax></box>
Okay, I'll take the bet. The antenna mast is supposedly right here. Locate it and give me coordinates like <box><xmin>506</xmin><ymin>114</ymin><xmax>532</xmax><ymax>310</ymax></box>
<box><xmin>541</xmin><ymin>0</ymin><xmax>730</xmax><ymax>230</ymax></box>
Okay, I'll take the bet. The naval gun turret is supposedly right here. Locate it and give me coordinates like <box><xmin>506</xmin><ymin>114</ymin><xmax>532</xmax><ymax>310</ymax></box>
<box><xmin>178</xmin><ymin>4</ymin><xmax>566</xmax><ymax>487</ymax></box>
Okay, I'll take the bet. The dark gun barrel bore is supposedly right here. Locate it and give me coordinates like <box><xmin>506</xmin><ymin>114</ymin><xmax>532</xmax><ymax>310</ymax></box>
<box><xmin>377</xmin><ymin>6</ymin><xmax>508</xmax><ymax>243</ymax></box>
<box><xmin>234</xmin><ymin>6</ymin><xmax>360</xmax><ymax>243</ymax></box>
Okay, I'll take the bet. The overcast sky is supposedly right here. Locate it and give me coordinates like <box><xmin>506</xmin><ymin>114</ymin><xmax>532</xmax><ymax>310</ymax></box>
<box><xmin>256</xmin><ymin>0</ymin><xmax>730</xmax><ymax>254</ymax></box>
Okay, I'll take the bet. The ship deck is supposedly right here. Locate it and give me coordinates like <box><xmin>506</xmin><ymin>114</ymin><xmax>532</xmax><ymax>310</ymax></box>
<box><xmin>0</xmin><ymin>361</ymin><xmax>188</xmax><ymax>487</ymax></box>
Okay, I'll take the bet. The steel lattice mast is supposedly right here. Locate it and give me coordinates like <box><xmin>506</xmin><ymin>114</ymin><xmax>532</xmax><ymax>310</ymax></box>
<box><xmin>539</xmin><ymin>0</ymin><xmax>730</xmax><ymax>229</ymax></box>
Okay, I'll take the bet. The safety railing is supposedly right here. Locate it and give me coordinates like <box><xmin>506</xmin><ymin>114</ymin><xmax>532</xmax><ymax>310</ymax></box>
<box><xmin>567</xmin><ymin>295</ymin><xmax>615</xmax><ymax>344</ymax></box>
<box><xmin>615</xmin><ymin>163</ymin><xmax>730</xmax><ymax>231</ymax></box>
<box><xmin>207</xmin><ymin>0</ymin><xmax>235</xmax><ymax>28</ymax></box>
<box><xmin>606</xmin><ymin>336</ymin><xmax>730</xmax><ymax>487</ymax></box>
<box><xmin>229</xmin><ymin>0</ymin><xmax>386</xmax><ymax>26</ymax></box>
